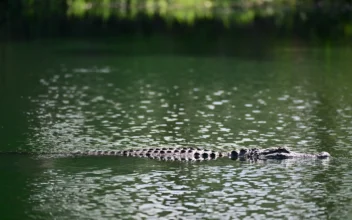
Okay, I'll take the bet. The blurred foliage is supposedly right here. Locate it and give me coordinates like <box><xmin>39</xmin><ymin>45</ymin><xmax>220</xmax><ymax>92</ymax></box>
<box><xmin>66</xmin><ymin>0</ymin><xmax>293</xmax><ymax>25</ymax></box>
<box><xmin>1</xmin><ymin>0</ymin><xmax>352</xmax><ymax>40</ymax></box>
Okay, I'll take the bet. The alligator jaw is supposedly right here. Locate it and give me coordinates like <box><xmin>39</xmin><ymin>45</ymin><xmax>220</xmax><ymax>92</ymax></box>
<box><xmin>258</xmin><ymin>152</ymin><xmax>331</xmax><ymax>160</ymax></box>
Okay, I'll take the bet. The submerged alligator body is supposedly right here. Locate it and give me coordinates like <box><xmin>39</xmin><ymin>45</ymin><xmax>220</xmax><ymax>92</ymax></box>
<box><xmin>71</xmin><ymin>147</ymin><xmax>330</xmax><ymax>161</ymax></box>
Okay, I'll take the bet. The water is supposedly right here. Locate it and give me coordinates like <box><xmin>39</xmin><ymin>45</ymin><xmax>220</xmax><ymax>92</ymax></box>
<box><xmin>1</xmin><ymin>39</ymin><xmax>352</xmax><ymax>219</ymax></box>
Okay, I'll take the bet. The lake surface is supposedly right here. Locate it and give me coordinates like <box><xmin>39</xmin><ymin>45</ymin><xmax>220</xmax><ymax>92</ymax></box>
<box><xmin>1</xmin><ymin>39</ymin><xmax>352</xmax><ymax>219</ymax></box>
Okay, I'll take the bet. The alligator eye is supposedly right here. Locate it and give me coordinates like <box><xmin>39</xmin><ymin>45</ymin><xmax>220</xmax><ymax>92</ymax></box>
<box><xmin>280</xmin><ymin>148</ymin><xmax>290</xmax><ymax>153</ymax></box>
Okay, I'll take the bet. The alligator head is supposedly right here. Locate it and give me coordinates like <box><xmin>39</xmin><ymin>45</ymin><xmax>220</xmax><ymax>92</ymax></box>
<box><xmin>229</xmin><ymin>147</ymin><xmax>330</xmax><ymax>160</ymax></box>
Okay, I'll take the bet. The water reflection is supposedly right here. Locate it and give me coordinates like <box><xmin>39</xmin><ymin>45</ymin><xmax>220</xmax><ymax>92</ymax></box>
<box><xmin>28</xmin><ymin>157</ymin><xmax>336</xmax><ymax>219</ymax></box>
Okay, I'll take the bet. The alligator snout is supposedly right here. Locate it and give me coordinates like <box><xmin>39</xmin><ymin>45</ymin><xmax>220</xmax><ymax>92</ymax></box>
<box><xmin>317</xmin><ymin>151</ymin><xmax>330</xmax><ymax>159</ymax></box>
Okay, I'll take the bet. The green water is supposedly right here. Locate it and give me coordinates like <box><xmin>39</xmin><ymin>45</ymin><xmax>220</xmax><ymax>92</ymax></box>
<box><xmin>1</xmin><ymin>39</ymin><xmax>352</xmax><ymax>219</ymax></box>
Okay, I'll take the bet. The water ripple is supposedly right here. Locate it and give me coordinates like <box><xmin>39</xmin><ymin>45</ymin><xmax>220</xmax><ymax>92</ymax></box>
<box><xmin>27</xmin><ymin>157</ymin><xmax>349</xmax><ymax>220</ymax></box>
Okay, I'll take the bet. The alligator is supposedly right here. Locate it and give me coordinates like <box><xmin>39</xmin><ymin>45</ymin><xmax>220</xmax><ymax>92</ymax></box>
<box><xmin>1</xmin><ymin>147</ymin><xmax>330</xmax><ymax>161</ymax></box>
<box><xmin>68</xmin><ymin>147</ymin><xmax>330</xmax><ymax>161</ymax></box>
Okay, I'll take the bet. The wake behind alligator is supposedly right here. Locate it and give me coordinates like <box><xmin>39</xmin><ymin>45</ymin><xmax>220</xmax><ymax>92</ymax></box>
<box><xmin>67</xmin><ymin>147</ymin><xmax>330</xmax><ymax>161</ymax></box>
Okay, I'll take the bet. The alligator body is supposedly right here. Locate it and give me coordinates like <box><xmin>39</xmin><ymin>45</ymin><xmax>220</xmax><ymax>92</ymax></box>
<box><xmin>72</xmin><ymin>147</ymin><xmax>330</xmax><ymax>161</ymax></box>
